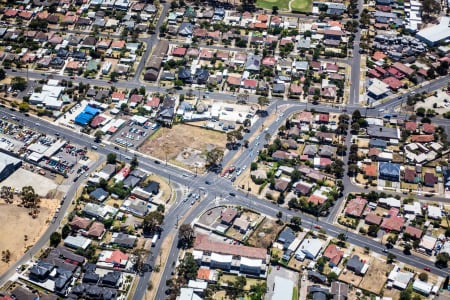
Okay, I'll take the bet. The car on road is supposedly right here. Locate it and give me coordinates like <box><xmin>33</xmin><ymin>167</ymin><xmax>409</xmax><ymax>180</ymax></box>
<box><xmin>154</xmin><ymin>160</ymin><xmax>160</xmax><ymax>164</ymax></box>
<box><xmin>205</xmin><ymin>180</ymin><xmax>211</xmax><ymax>185</ymax></box>
<box><xmin>277</xmin><ymin>265</ymin><xmax>280</xmax><ymax>270</ymax></box>
<box><xmin>230</xmin><ymin>176</ymin><xmax>236</xmax><ymax>182</ymax></box>
<box><xmin>229</xmin><ymin>192</ymin><xmax>236</xmax><ymax>197</ymax></box>
<box><xmin>424</xmin><ymin>267</ymin><xmax>431</xmax><ymax>271</ymax></box>
<box><xmin>314</xmin><ymin>225</ymin><xmax>322</xmax><ymax>229</ymax></box>
<box><xmin>382</xmin><ymin>249</ymin><xmax>389</xmax><ymax>253</ymax></box>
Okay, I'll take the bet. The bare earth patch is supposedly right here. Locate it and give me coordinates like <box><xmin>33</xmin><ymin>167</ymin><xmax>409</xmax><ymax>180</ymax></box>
<box><xmin>359</xmin><ymin>258</ymin><xmax>391</xmax><ymax>294</ymax></box>
<box><xmin>247</xmin><ymin>218</ymin><xmax>282</xmax><ymax>249</ymax></box>
<box><xmin>139</xmin><ymin>125</ymin><xmax>226</xmax><ymax>171</ymax></box>
<box><xmin>0</xmin><ymin>197</ymin><xmax>58</xmax><ymax>274</ymax></box>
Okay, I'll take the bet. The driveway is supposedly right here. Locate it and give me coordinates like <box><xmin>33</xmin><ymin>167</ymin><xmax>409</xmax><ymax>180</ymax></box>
<box><xmin>265</xmin><ymin>265</ymin><xmax>299</xmax><ymax>300</ymax></box>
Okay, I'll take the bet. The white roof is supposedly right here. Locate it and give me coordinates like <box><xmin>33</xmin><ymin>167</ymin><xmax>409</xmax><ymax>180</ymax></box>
<box><xmin>441</xmin><ymin>241</ymin><xmax>450</xmax><ymax>255</ymax></box>
<box><xmin>368</xmin><ymin>79</ymin><xmax>389</xmax><ymax>96</ymax></box>
<box><xmin>64</xmin><ymin>235</ymin><xmax>91</xmax><ymax>250</ymax></box>
<box><xmin>130</xmin><ymin>115</ymin><xmax>148</xmax><ymax>124</ymax></box>
<box><xmin>298</xmin><ymin>238</ymin><xmax>323</xmax><ymax>258</ymax></box>
<box><xmin>188</xmin><ymin>280</ymin><xmax>208</xmax><ymax>290</ymax></box>
<box><xmin>428</xmin><ymin>206</ymin><xmax>442</xmax><ymax>219</ymax></box>
<box><xmin>0</xmin><ymin>152</ymin><xmax>21</xmax><ymax>172</ymax></box>
<box><xmin>378</xmin><ymin>152</ymin><xmax>393</xmax><ymax>160</ymax></box>
<box><xmin>419</xmin><ymin>235</ymin><xmax>437</xmax><ymax>250</ymax></box>
<box><xmin>240</xmin><ymin>257</ymin><xmax>262</xmax><ymax>268</ymax></box>
<box><xmin>272</xmin><ymin>276</ymin><xmax>294</xmax><ymax>300</ymax></box>
<box><xmin>404</xmin><ymin>202</ymin><xmax>422</xmax><ymax>215</ymax></box>
<box><xmin>179</xmin><ymin>288</ymin><xmax>203</xmax><ymax>300</ymax></box>
<box><xmin>379</xmin><ymin>197</ymin><xmax>401</xmax><ymax>208</ymax></box>
<box><xmin>417</xmin><ymin>17</ymin><xmax>450</xmax><ymax>44</ymax></box>
<box><xmin>210</xmin><ymin>252</ymin><xmax>232</xmax><ymax>263</ymax></box>
<box><xmin>413</xmin><ymin>280</ymin><xmax>433</xmax><ymax>295</ymax></box>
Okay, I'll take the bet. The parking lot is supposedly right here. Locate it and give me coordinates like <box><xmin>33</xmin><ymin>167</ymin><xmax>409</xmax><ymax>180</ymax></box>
<box><xmin>112</xmin><ymin>118</ymin><xmax>158</xmax><ymax>149</ymax></box>
<box><xmin>39</xmin><ymin>143</ymin><xmax>88</xmax><ymax>176</ymax></box>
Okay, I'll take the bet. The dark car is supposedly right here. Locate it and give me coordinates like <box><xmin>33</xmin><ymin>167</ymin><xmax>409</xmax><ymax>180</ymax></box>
<box><xmin>154</xmin><ymin>160</ymin><xmax>161</xmax><ymax>164</ymax></box>
<box><xmin>114</xmin><ymin>146</ymin><xmax>119</xmax><ymax>150</ymax></box>
<box><xmin>205</xmin><ymin>180</ymin><xmax>211</xmax><ymax>185</ymax></box>
<box><xmin>229</xmin><ymin>192</ymin><xmax>236</xmax><ymax>197</ymax></box>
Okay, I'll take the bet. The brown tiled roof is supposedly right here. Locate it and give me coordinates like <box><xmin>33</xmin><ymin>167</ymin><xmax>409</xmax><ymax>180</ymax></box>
<box><xmin>422</xmin><ymin>123</ymin><xmax>435</xmax><ymax>134</ymax></box>
<box><xmin>365</xmin><ymin>212</ymin><xmax>382</xmax><ymax>225</ymax></box>
<box><xmin>404</xmin><ymin>121</ymin><xmax>417</xmax><ymax>132</ymax></box>
<box><xmin>411</xmin><ymin>135</ymin><xmax>434</xmax><ymax>143</ymax></box>
<box><xmin>194</xmin><ymin>233</ymin><xmax>267</xmax><ymax>259</ymax></box>
<box><xmin>344</xmin><ymin>196</ymin><xmax>367</xmax><ymax>218</ymax></box>
<box><xmin>380</xmin><ymin>214</ymin><xmax>404</xmax><ymax>232</ymax></box>
<box><xmin>87</xmin><ymin>221</ymin><xmax>105</xmax><ymax>238</ymax></box>
<box><xmin>404</xmin><ymin>226</ymin><xmax>423</xmax><ymax>239</ymax></box>
<box><xmin>323</xmin><ymin>244</ymin><xmax>344</xmax><ymax>265</ymax></box>
<box><xmin>364</xmin><ymin>165</ymin><xmax>377</xmax><ymax>177</ymax></box>
<box><xmin>70</xmin><ymin>215</ymin><xmax>91</xmax><ymax>230</ymax></box>
<box><xmin>221</xmin><ymin>208</ymin><xmax>238</xmax><ymax>224</ymax></box>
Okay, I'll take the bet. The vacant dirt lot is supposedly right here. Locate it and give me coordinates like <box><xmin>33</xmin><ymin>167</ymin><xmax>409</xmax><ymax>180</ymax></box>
<box><xmin>139</xmin><ymin>125</ymin><xmax>226</xmax><ymax>171</ymax></box>
<box><xmin>247</xmin><ymin>217</ymin><xmax>282</xmax><ymax>249</ymax></box>
<box><xmin>0</xmin><ymin>197</ymin><xmax>58</xmax><ymax>274</ymax></box>
<box><xmin>360</xmin><ymin>258</ymin><xmax>391</xmax><ymax>294</ymax></box>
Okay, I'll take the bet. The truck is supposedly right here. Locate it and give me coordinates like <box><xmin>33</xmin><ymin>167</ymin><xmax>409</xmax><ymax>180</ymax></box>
<box><xmin>151</xmin><ymin>234</ymin><xmax>159</xmax><ymax>246</ymax></box>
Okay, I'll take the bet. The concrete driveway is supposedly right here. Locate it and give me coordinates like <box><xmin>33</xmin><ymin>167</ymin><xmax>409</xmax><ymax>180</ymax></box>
<box><xmin>265</xmin><ymin>265</ymin><xmax>299</xmax><ymax>300</ymax></box>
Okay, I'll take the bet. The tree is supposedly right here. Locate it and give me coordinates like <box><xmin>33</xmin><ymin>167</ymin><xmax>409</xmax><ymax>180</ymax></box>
<box><xmin>337</xmin><ymin>233</ymin><xmax>347</xmax><ymax>241</ymax></box>
<box><xmin>94</xmin><ymin>130</ymin><xmax>103</xmax><ymax>142</ymax></box>
<box><xmin>178</xmin><ymin>253</ymin><xmax>198</xmax><ymax>283</ymax></box>
<box><xmin>0</xmin><ymin>69</ymin><xmax>5</xmax><ymax>81</ymax></box>
<box><xmin>352</xmin><ymin>109</ymin><xmax>361</xmax><ymax>122</ymax></box>
<box><xmin>178</xmin><ymin>224</ymin><xmax>195</xmax><ymax>249</ymax></box>
<box><xmin>276</xmin><ymin>211</ymin><xmax>282</xmax><ymax>219</ymax></box>
<box><xmin>50</xmin><ymin>232</ymin><xmax>61</xmax><ymax>247</ymax></box>
<box><xmin>130</xmin><ymin>155</ymin><xmax>139</xmax><ymax>170</ymax></box>
<box><xmin>249</xmin><ymin>282</ymin><xmax>267</xmax><ymax>300</ymax></box>
<box><xmin>205</xmin><ymin>147</ymin><xmax>224</xmax><ymax>167</ymax></box>
<box><xmin>61</xmin><ymin>224</ymin><xmax>71</xmax><ymax>239</ymax></box>
<box><xmin>290</xmin><ymin>216</ymin><xmax>302</xmax><ymax>229</ymax></box>
<box><xmin>399</xmin><ymin>290</ymin><xmax>412</xmax><ymax>300</ymax></box>
<box><xmin>20</xmin><ymin>186</ymin><xmax>39</xmax><ymax>210</ymax></box>
<box><xmin>387</xmin><ymin>253</ymin><xmax>396</xmax><ymax>264</ymax></box>
<box><xmin>351</xmin><ymin>122</ymin><xmax>360</xmax><ymax>132</ymax></box>
<box><xmin>107</xmin><ymin>153</ymin><xmax>117</xmax><ymax>164</ymax></box>
<box><xmin>418</xmin><ymin>272</ymin><xmax>428</xmax><ymax>282</ymax></box>
<box><xmin>142</xmin><ymin>211</ymin><xmax>164</xmax><ymax>235</ymax></box>
<box><xmin>226</xmin><ymin>276</ymin><xmax>247</xmax><ymax>299</ymax></box>
<box><xmin>327</xmin><ymin>272</ymin><xmax>338</xmax><ymax>282</ymax></box>
<box><xmin>445</xmin><ymin>226</ymin><xmax>450</xmax><ymax>237</ymax></box>
<box><xmin>257</xmin><ymin>96</ymin><xmax>270</xmax><ymax>108</ymax></box>
<box><xmin>403</xmin><ymin>244</ymin><xmax>412</xmax><ymax>255</ymax></box>
<box><xmin>11</xmin><ymin>76</ymin><xmax>27</xmax><ymax>91</ymax></box>
<box><xmin>436</xmin><ymin>252</ymin><xmax>450</xmax><ymax>268</ymax></box>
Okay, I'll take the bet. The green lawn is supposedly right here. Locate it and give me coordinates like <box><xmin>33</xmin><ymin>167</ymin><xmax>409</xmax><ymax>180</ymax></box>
<box><xmin>256</xmin><ymin>0</ymin><xmax>290</xmax><ymax>10</ymax></box>
<box><xmin>292</xmin><ymin>286</ymin><xmax>299</xmax><ymax>300</ymax></box>
<box><xmin>291</xmin><ymin>0</ymin><xmax>312</xmax><ymax>12</ymax></box>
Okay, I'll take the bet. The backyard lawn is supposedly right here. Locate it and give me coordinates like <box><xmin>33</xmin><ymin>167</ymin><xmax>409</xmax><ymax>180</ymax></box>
<box><xmin>291</xmin><ymin>0</ymin><xmax>312</xmax><ymax>11</ymax></box>
<box><xmin>256</xmin><ymin>0</ymin><xmax>289</xmax><ymax>10</ymax></box>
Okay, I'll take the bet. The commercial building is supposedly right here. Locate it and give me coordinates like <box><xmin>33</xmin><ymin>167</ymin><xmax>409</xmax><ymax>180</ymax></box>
<box><xmin>0</xmin><ymin>152</ymin><xmax>22</xmax><ymax>182</ymax></box>
<box><xmin>416</xmin><ymin>17</ymin><xmax>450</xmax><ymax>46</ymax></box>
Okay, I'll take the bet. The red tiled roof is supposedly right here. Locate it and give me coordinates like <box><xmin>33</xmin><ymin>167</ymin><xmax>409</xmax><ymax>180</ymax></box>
<box><xmin>422</xmin><ymin>123</ymin><xmax>435</xmax><ymax>134</ymax></box>
<box><xmin>365</xmin><ymin>213</ymin><xmax>382</xmax><ymax>225</ymax></box>
<box><xmin>307</xmin><ymin>194</ymin><xmax>326</xmax><ymax>205</ymax></box>
<box><xmin>194</xmin><ymin>233</ymin><xmax>267</xmax><ymax>260</ymax></box>
<box><xmin>87</xmin><ymin>221</ymin><xmax>105</xmax><ymax>238</ymax></box>
<box><xmin>404</xmin><ymin>121</ymin><xmax>417</xmax><ymax>132</ymax></box>
<box><xmin>373</xmin><ymin>52</ymin><xmax>387</xmax><ymax>61</ymax></box>
<box><xmin>227</xmin><ymin>76</ymin><xmax>241</xmax><ymax>86</ymax></box>
<box><xmin>70</xmin><ymin>215</ymin><xmax>91</xmax><ymax>230</ymax></box>
<box><xmin>221</xmin><ymin>207</ymin><xmax>238</xmax><ymax>224</ymax></box>
<box><xmin>383</xmin><ymin>76</ymin><xmax>403</xmax><ymax>90</ymax></box>
<box><xmin>243</xmin><ymin>79</ymin><xmax>257</xmax><ymax>88</ymax></box>
<box><xmin>411</xmin><ymin>135</ymin><xmax>434</xmax><ymax>143</ymax></box>
<box><xmin>129</xmin><ymin>94</ymin><xmax>143</xmax><ymax>103</ymax></box>
<box><xmin>345</xmin><ymin>196</ymin><xmax>368</xmax><ymax>217</ymax></box>
<box><xmin>111</xmin><ymin>91</ymin><xmax>125</xmax><ymax>100</ymax></box>
<box><xmin>257</xmin><ymin>14</ymin><xmax>268</xmax><ymax>22</ymax></box>
<box><xmin>197</xmin><ymin>268</ymin><xmax>211</xmax><ymax>280</ymax></box>
<box><xmin>404</xmin><ymin>168</ymin><xmax>416</xmax><ymax>182</ymax></box>
<box><xmin>90</xmin><ymin>115</ymin><xmax>106</xmax><ymax>128</ymax></box>
<box><xmin>404</xmin><ymin>226</ymin><xmax>423</xmax><ymax>239</ymax></box>
<box><xmin>380</xmin><ymin>214</ymin><xmax>404</xmax><ymax>232</ymax></box>
<box><xmin>4</xmin><ymin>9</ymin><xmax>18</xmax><ymax>17</ymax></box>
<box><xmin>19</xmin><ymin>11</ymin><xmax>33</xmax><ymax>19</ymax></box>
<box><xmin>262</xmin><ymin>56</ymin><xmax>276</xmax><ymax>66</ymax></box>
<box><xmin>364</xmin><ymin>165</ymin><xmax>377</xmax><ymax>177</ymax></box>
<box><xmin>323</xmin><ymin>244</ymin><xmax>344</xmax><ymax>265</ymax></box>
<box><xmin>105</xmin><ymin>249</ymin><xmax>129</xmax><ymax>264</ymax></box>
<box><xmin>368</xmin><ymin>69</ymin><xmax>381</xmax><ymax>78</ymax></box>
<box><xmin>318</xmin><ymin>113</ymin><xmax>329</xmax><ymax>123</ymax></box>
<box><xmin>368</xmin><ymin>148</ymin><xmax>381</xmax><ymax>157</ymax></box>
<box><xmin>146</xmin><ymin>97</ymin><xmax>160</xmax><ymax>108</ymax></box>
<box><xmin>298</xmin><ymin>111</ymin><xmax>313</xmax><ymax>123</ymax></box>
<box><xmin>290</xmin><ymin>84</ymin><xmax>302</xmax><ymax>94</ymax></box>
<box><xmin>392</xmin><ymin>62</ymin><xmax>414</xmax><ymax>76</ymax></box>
<box><xmin>172</xmin><ymin>47</ymin><xmax>187</xmax><ymax>56</ymax></box>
